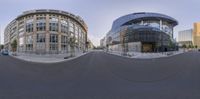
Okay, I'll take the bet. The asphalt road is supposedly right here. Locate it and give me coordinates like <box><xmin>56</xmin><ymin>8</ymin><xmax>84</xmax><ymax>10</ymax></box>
<box><xmin>0</xmin><ymin>51</ymin><xmax>200</xmax><ymax>99</ymax></box>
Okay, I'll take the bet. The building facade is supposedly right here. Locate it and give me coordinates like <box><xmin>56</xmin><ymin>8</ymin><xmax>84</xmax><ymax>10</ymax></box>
<box><xmin>4</xmin><ymin>9</ymin><xmax>88</xmax><ymax>54</ymax></box>
<box><xmin>105</xmin><ymin>12</ymin><xmax>178</xmax><ymax>52</ymax></box>
<box><xmin>178</xmin><ymin>29</ymin><xmax>193</xmax><ymax>46</ymax></box>
<box><xmin>100</xmin><ymin>37</ymin><xmax>106</xmax><ymax>48</ymax></box>
<box><xmin>193</xmin><ymin>22</ymin><xmax>200</xmax><ymax>48</ymax></box>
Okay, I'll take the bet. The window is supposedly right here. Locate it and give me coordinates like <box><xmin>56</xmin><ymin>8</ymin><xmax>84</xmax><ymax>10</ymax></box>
<box><xmin>69</xmin><ymin>21</ymin><xmax>74</xmax><ymax>32</ymax></box>
<box><xmin>50</xmin><ymin>34</ymin><xmax>58</xmax><ymax>43</ymax></box>
<box><xmin>162</xmin><ymin>21</ymin><xmax>173</xmax><ymax>35</ymax></box>
<box><xmin>26</xmin><ymin>23</ymin><xmax>33</xmax><ymax>32</ymax></box>
<box><xmin>19</xmin><ymin>27</ymin><xmax>24</xmax><ymax>32</ymax></box>
<box><xmin>37</xmin><ymin>34</ymin><xmax>46</xmax><ymax>43</ymax></box>
<box><xmin>49</xmin><ymin>23</ymin><xmax>58</xmax><ymax>32</ymax></box>
<box><xmin>50</xmin><ymin>17</ymin><xmax>58</xmax><ymax>22</ymax></box>
<box><xmin>19</xmin><ymin>37</ymin><xmax>24</xmax><ymax>46</ymax></box>
<box><xmin>75</xmin><ymin>25</ymin><xmax>78</xmax><ymax>37</ymax></box>
<box><xmin>50</xmin><ymin>34</ymin><xmax>58</xmax><ymax>51</ymax></box>
<box><xmin>26</xmin><ymin>19</ymin><xmax>34</xmax><ymax>33</ymax></box>
<box><xmin>143</xmin><ymin>20</ymin><xmax>160</xmax><ymax>29</ymax></box>
<box><xmin>19</xmin><ymin>26</ymin><xmax>24</xmax><ymax>36</ymax></box>
<box><xmin>61</xmin><ymin>20</ymin><xmax>68</xmax><ymax>34</ymax></box>
<box><xmin>36</xmin><ymin>17</ymin><xmax>45</xmax><ymax>20</ymax></box>
<box><xmin>61</xmin><ymin>35</ymin><xmax>68</xmax><ymax>53</ymax></box>
<box><xmin>49</xmin><ymin>17</ymin><xmax>59</xmax><ymax>32</ymax></box>
<box><xmin>26</xmin><ymin>36</ymin><xmax>33</xmax><ymax>51</ymax></box>
<box><xmin>19</xmin><ymin>37</ymin><xmax>25</xmax><ymax>52</ymax></box>
<box><xmin>26</xmin><ymin>35</ymin><xmax>33</xmax><ymax>44</ymax></box>
<box><xmin>37</xmin><ymin>22</ymin><xmax>46</xmax><ymax>31</ymax></box>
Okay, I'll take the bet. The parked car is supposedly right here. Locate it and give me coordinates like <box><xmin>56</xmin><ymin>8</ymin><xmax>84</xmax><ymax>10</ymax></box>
<box><xmin>1</xmin><ymin>49</ymin><xmax>9</xmax><ymax>55</ymax></box>
<box><xmin>198</xmin><ymin>49</ymin><xmax>200</xmax><ymax>52</ymax></box>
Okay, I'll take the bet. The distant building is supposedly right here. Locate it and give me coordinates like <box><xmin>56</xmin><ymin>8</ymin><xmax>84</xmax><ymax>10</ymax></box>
<box><xmin>193</xmin><ymin>22</ymin><xmax>200</xmax><ymax>48</ymax></box>
<box><xmin>87</xmin><ymin>39</ymin><xmax>95</xmax><ymax>50</ymax></box>
<box><xmin>100</xmin><ymin>37</ymin><xmax>106</xmax><ymax>48</ymax></box>
<box><xmin>178</xmin><ymin>29</ymin><xmax>193</xmax><ymax>46</ymax></box>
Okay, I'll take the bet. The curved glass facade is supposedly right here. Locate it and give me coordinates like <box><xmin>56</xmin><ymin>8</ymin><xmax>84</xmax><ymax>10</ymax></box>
<box><xmin>106</xmin><ymin>12</ymin><xmax>178</xmax><ymax>52</ymax></box>
<box><xmin>4</xmin><ymin>9</ymin><xmax>88</xmax><ymax>54</ymax></box>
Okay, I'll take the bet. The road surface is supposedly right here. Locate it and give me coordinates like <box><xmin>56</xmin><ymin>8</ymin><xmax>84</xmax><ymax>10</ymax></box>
<box><xmin>0</xmin><ymin>51</ymin><xmax>200</xmax><ymax>99</ymax></box>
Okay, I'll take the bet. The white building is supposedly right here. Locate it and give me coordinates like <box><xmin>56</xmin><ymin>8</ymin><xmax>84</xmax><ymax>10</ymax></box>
<box><xmin>178</xmin><ymin>29</ymin><xmax>193</xmax><ymax>46</ymax></box>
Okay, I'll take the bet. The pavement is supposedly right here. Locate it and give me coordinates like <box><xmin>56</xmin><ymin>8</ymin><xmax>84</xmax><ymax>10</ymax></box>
<box><xmin>0</xmin><ymin>51</ymin><xmax>200</xmax><ymax>99</ymax></box>
<box><xmin>12</xmin><ymin>52</ymin><xmax>88</xmax><ymax>63</ymax></box>
<box><xmin>108</xmin><ymin>50</ymin><xmax>185</xmax><ymax>59</ymax></box>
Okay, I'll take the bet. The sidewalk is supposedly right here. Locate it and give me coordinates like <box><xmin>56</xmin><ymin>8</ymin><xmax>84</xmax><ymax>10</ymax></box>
<box><xmin>107</xmin><ymin>50</ymin><xmax>185</xmax><ymax>59</ymax></box>
<box><xmin>12</xmin><ymin>52</ymin><xmax>88</xmax><ymax>63</ymax></box>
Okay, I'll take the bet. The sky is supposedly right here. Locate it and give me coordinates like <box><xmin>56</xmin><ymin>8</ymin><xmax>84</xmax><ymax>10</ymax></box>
<box><xmin>0</xmin><ymin>0</ymin><xmax>200</xmax><ymax>46</ymax></box>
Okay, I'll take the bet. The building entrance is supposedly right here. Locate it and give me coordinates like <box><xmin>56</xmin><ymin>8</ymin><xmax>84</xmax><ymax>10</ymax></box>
<box><xmin>142</xmin><ymin>43</ymin><xmax>155</xmax><ymax>52</ymax></box>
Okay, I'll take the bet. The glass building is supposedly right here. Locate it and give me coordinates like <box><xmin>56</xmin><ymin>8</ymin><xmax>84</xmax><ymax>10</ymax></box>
<box><xmin>4</xmin><ymin>9</ymin><xmax>88</xmax><ymax>54</ymax></box>
<box><xmin>106</xmin><ymin>12</ymin><xmax>178</xmax><ymax>52</ymax></box>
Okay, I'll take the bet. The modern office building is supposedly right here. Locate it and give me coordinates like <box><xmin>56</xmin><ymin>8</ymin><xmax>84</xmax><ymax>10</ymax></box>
<box><xmin>4</xmin><ymin>9</ymin><xmax>88</xmax><ymax>54</ymax></box>
<box><xmin>178</xmin><ymin>29</ymin><xmax>193</xmax><ymax>46</ymax></box>
<box><xmin>193</xmin><ymin>22</ymin><xmax>200</xmax><ymax>48</ymax></box>
<box><xmin>105</xmin><ymin>12</ymin><xmax>178</xmax><ymax>52</ymax></box>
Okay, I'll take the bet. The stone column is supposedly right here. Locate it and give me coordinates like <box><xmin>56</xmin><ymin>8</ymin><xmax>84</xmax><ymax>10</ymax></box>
<box><xmin>58</xmin><ymin>15</ymin><xmax>62</xmax><ymax>53</ymax></box>
<box><xmin>46</xmin><ymin>14</ymin><xmax>50</xmax><ymax>53</ymax></box>
<box><xmin>33</xmin><ymin>15</ymin><xmax>37</xmax><ymax>53</ymax></box>
<box><xmin>67</xmin><ymin>18</ymin><xmax>70</xmax><ymax>54</ymax></box>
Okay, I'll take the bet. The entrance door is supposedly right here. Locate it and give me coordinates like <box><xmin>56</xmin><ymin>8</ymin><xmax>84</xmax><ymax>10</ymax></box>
<box><xmin>142</xmin><ymin>43</ymin><xmax>154</xmax><ymax>52</ymax></box>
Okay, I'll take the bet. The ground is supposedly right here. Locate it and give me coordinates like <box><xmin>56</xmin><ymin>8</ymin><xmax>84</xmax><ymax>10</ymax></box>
<box><xmin>0</xmin><ymin>51</ymin><xmax>200</xmax><ymax>99</ymax></box>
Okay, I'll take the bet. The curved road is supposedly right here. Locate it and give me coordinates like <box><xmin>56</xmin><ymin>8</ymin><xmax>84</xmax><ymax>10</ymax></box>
<box><xmin>0</xmin><ymin>51</ymin><xmax>200</xmax><ymax>99</ymax></box>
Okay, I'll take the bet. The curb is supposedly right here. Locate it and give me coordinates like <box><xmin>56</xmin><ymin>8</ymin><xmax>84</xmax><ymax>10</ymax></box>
<box><xmin>106</xmin><ymin>51</ymin><xmax>185</xmax><ymax>59</ymax></box>
<box><xmin>10</xmin><ymin>52</ymin><xmax>90</xmax><ymax>64</ymax></box>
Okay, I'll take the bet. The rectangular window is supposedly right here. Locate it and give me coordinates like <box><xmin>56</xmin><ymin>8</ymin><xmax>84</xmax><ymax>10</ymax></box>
<box><xmin>61</xmin><ymin>20</ymin><xmax>68</xmax><ymax>34</ymax></box>
<box><xmin>19</xmin><ymin>37</ymin><xmax>24</xmax><ymax>46</ymax></box>
<box><xmin>49</xmin><ymin>23</ymin><xmax>58</xmax><ymax>32</ymax></box>
<box><xmin>26</xmin><ymin>23</ymin><xmax>33</xmax><ymax>32</ymax></box>
<box><xmin>50</xmin><ymin>34</ymin><xmax>58</xmax><ymax>43</ymax></box>
<box><xmin>61</xmin><ymin>35</ymin><xmax>68</xmax><ymax>53</ymax></box>
<box><xmin>37</xmin><ymin>34</ymin><xmax>46</xmax><ymax>43</ymax></box>
<box><xmin>50</xmin><ymin>34</ymin><xmax>58</xmax><ymax>51</ymax></box>
<box><xmin>37</xmin><ymin>22</ymin><xmax>46</xmax><ymax>31</ymax></box>
<box><xmin>50</xmin><ymin>17</ymin><xmax>58</xmax><ymax>22</ymax></box>
<box><xmin>26</xmin><ymin>19</ymin><xmax>34</xmax><ymax>33</ymax></box>
<box><xmin>26</xmin><ymin>35</ymin><xmax>33</xmax><ymax>51</ymax></box>
<box><xmin>69</xmin><ymin>21</ymin><xmax>74</xmax><ymax>32</ymax></box>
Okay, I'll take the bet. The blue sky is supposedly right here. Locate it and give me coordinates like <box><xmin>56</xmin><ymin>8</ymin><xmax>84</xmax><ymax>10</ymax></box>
<box><xmin>0</xmin><ymin>0</ymin><xmax>200</xmax><ymax>46</ymax></box>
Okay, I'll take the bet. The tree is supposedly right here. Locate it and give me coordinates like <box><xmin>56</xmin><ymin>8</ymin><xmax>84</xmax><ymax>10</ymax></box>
<box><xmin>182</xmin><ymin>44</ymin><xmax>186</xmax><ymax>48</ymax></box>
<box><xmin>195</xmin><ymin>45</ymin><xmax>198</xmax><ymax>49</ymax></box>
<box><xmin>11</xmin><ymin>39</ymin><xmax>17</xmax><ymax>52</ymax></box>
<box><xmin>182</xmin><ymin>44</ymin><xmax>186</xmax><ymax>52</ymax></box>
<box><xmin>188</xmin><ymin>45</ymin><xmax>192</xmax><ymax>49</ymax></box>
<box><xmin>0</xmin><ymin>45</ymin><xmax>4</xmax><ymax>50</ymax></box>
<box><xmin>191</xmin><ymin>45</ymin><xmax>194</xmax><ymax>49</ymax></box>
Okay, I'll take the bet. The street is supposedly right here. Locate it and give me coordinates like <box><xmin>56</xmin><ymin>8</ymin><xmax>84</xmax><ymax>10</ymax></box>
<box><xmin>0</xmin><ymin>51</ymin><xmax>200</xmax><ymax>99</ymax></box>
